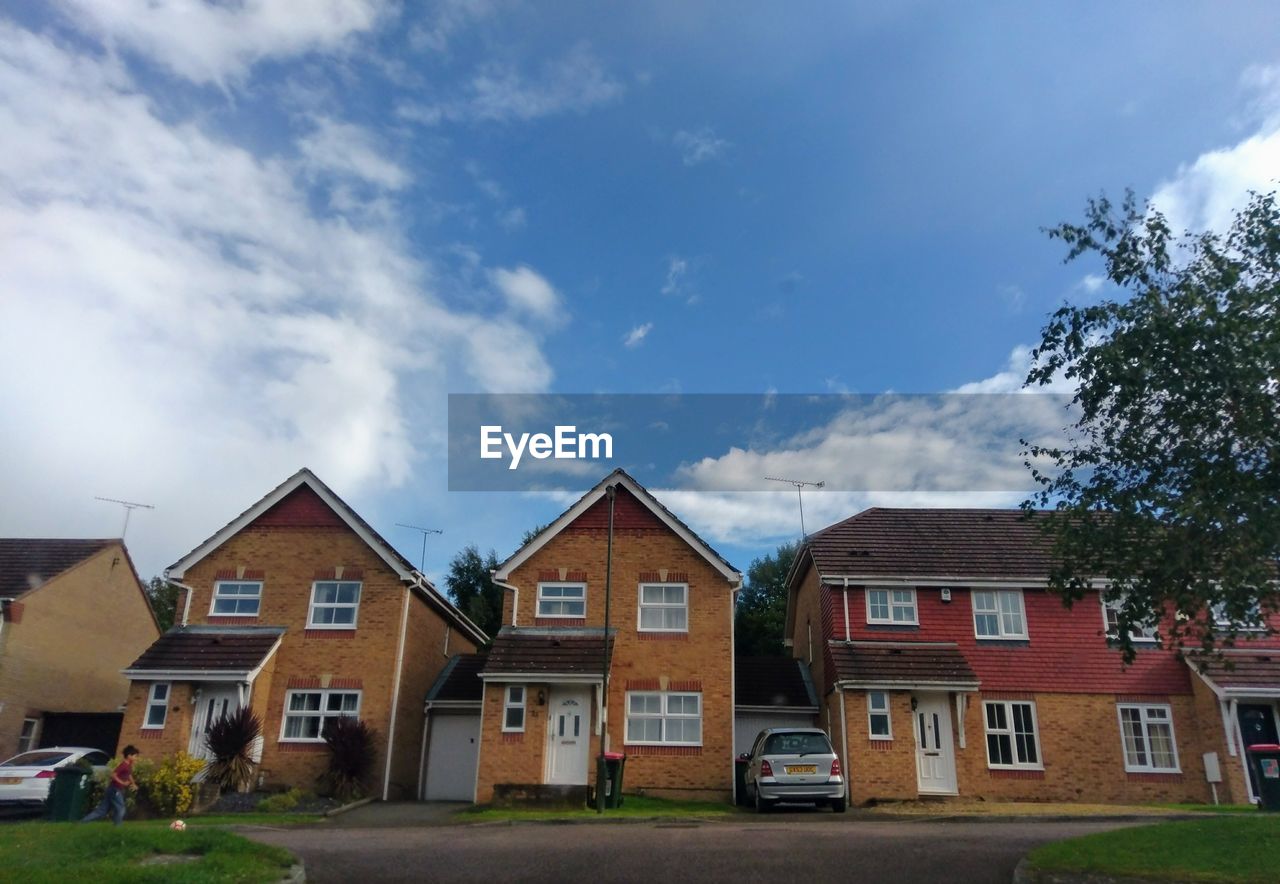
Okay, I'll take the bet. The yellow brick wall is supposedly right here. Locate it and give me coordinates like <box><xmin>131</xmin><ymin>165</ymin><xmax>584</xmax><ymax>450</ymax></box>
<box><xmin>0</xmin><ymin>544</ymin><xmax>159</xmax><ymax>757</ymax></box>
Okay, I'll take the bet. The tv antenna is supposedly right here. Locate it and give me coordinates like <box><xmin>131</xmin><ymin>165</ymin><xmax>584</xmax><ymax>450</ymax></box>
<box><xmin>764</xmin><ymin>476</ymin><xmax>825</xmax><ymax>538</ymax></box>
<box><xmin>94</xmin><ymin>496</ymin><xmax>155</xmax><ymax>539</ymax></box>
<box><xmin>397</xmin><ymin>523</ymin><xmax>444</xmax><ymax>571</ymax></box>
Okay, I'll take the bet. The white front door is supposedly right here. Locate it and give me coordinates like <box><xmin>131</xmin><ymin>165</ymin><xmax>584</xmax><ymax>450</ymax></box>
<box><xmin>914</xmin><ymin>693</ymin><xmax>958</xmax><ymax>794</ymax></box>
<box><xmin>545</xmin><ymin>688</ymin><xmax>591</xmax><ymax>785</ymax></box>
<box><xmin>189</xmin><ymin>684</ymin><xmax>241</xmax><ymax>760</ymax></box>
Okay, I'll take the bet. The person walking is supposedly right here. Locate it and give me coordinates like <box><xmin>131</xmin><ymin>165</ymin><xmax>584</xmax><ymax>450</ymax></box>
<box><xmin>82</xmin><ymin>745</ymin><xmax>139</xmax><ymax>826</ymax></box>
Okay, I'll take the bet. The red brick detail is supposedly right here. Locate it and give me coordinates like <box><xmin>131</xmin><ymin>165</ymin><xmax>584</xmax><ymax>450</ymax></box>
<box><xmin>207</xmin><ymin>616</ymin><xmax>256</xmax><ymax>625</ymax></box>
<box><xmin>136</xmin><ymin>729</ymin><xmax>165</xmax><ymax>740</ymax></box>
<box><xmin>4</xmin><ymin>601</ymin><xmax>22</xmax><ymax>623</ymax></box>
<box><xmin>623</xmin><ymin>745</ymin><xmax>702</xmax><ymax>757</ymax></box>
<box><xmin>250</xmin><ymin>485</ymin><xmax>346</xmax><ymax>529</ymax></box>
<box><xmin>1125</xmin><ymin>772</ymin><xmax>1183</xmax><ymax>783</ymax></box>
<box><xmin>626</xmin><ymin>678</ymin><xmax>661</xmax><ymax>691</ymax></box>
<box><xmin>241</xmin><ymin>570</ymin><xmax>265</xmax><ymax>580</ymax></box>
<box><xmin>214</xmin><ymin>569</ymin><xmax>237</xmax><ymax>580</ymax></box>
<box><xmin>276</xmin><ymin>742</ymin><xmax>328</xmax><ymax>753</ymax></box>
<box><xmin>668</xmin><ymin>680</ymin><xmax>701</xmax><ymax>692</ymax></box>
<box><xmin>286</xmin><ymin>676</ymin><xmax>323</xmax><ymax>689</ymax></box>
<box><xmin>565</xmin><ymin>487</ymin><xmax>667</xmax><ymax>532</ymax></box>
<box><xmin>500</xmin><ymin>732</ymin><xmax>524</xmax><ymax>743</ymax></box>
<box><xmin>535</xmin><ymin>618</ymin><xmax>586</xmax><ymax>627</ymax></box>
<box><xmin>537</xmin><ymin>570</ymin><xmax>561</xmax><ymax>581</ymax></box>
<box><xmin>638</xmin><ymin>632</ymin><xmax>688</xmax><ymax>641</ymax></box>
<box><xmin>314</xmin><ymin>568</ymin><xmax>337</xmax><ymax>580</ymax></box>
<box><xmin>329</xmin><ymin>678</ymin><xmax>363</xmax><ymax>690</ymax></box>
<box><xmin>564</xmin><ymin>570</ymin><xmax>588</xmax><ymax>583</ymax></box>
<box><xmin>636</xmin><ymin>571</ymin><xmax>691</xmax><ymax>584</ymax></box>
<box><xmin>1115</xmin><ymin>695</ymin><xmax>1172</xmax><ymax>704</ymax></box>
<box><xmin>989</xmin><ymin>769</ymin><xmax>1046</xmax><ymax>780</ymax></box>
<box><xmin>981</xmin><ymin>692</ymin><xmax>1036</xmax><ymax>701</ymax></box>
<box><xmin>865</xmin><ymin>740</ymin><xmax>895</xmax><ymax>750</ymax></box>
<box><xmin>341</xmin><ymin>568</ymin><xmax>363</xmax><ymax>580</ymax></box>
<box><xmin>304</xmin><ymin>629</ymin><xmax>356</xmax><ymax>639</ymax></box>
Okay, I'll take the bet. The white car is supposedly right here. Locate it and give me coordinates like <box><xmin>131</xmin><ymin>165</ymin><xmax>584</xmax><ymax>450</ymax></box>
<box><xmin>0</xmin><ymin>747</ymin><xmax>111</xmax><ymax>806</ymax></box>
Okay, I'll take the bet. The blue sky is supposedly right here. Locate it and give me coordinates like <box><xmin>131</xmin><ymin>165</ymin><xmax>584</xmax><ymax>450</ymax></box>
<box><xmin>2</xmin><ymin>2</ymin><xmax>1278</xmax><ymax>585</ymax></box>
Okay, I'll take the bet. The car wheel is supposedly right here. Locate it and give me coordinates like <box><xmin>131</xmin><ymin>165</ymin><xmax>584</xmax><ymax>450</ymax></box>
<box><xmin>830</xmin><ymin>794</ymin><xmax>847</xmax><ymax>813</ymax></box>
<box><xmin>753</xmin><ymin>784</ymin><xmax>772</xmax><ymax>814</ymax></box>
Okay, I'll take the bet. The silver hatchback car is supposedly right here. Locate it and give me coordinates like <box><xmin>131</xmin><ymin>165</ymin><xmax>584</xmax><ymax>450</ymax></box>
<box><xmin>743</xmin><ymin>727</ymin><xmax>846</xmax><ymax>812</ymax></box>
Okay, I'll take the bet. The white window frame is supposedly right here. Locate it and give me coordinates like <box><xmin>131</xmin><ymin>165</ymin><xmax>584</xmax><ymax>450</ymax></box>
<box><xmin>143</xmin><ymin>682</ymin><xmax>170</xmax><ymax>729</ymax></box>
<box><xmin>867</xmin><ymin>691</ymin><xmax>892</xmax><ymax>740</ymax></box>
<box><xmin>866</xmin><ymin>587</ymin><xmax>918</xmax><ymax>625</ymax></box>
<box><xmin>972</xmin><ymin>589</ymin><xmax>1028</xmax><ymax>639</ymax></box>
<box><xmin>983</xmin><ymin>700</ymin><xmax>1043</xmax><ymax>770</ymax></box>
<box><xmin>1210</xmin><ymin>600</ymin><xmax>1267</xmax><ymax>632</ymax></box>
<box><xmin>536</xmin><ymin>583</ymin><xmax>586</xmax><ymax>619</ymax></box>
<box><xmin>1117</xmin><ymin>703</ymin><xmax>1180</xmax><ymax>773</ymax></box>
<box><xmin>307</xmin><ymin>580</ymin><xmax>362</xmax><ymax>629</ymax></box>
<box><xmin>637</xmin><ymin>583</ymin><xmax>689</xmax><ymax>633</ymax></box>
<box><xmin>503</xmin><ymin>685</ymin><xmax>526</xmax><ymax>732</ymax></box>
<box><xmin>280</xmin><ymin>689</ymin><xmax>362</xmax><ymax>743</ymax></box>
<box><xmin>1100</xmin><ymin>592</ymin><xmax>1158</xmax><ymax>643</ymax></box>
<box><xmin>208</xmin><ymin>580</ymin><xmax>263</xmax><ymax>617</ymax></box>
<box><xmin>17</xmin><ymin>718</ymin><xmax>39</xmax><ymax>753</ymax></box>
<box><xmin>624</xmin><ymin>691</ymin><xmax>702</xmax><ymax>746</ymax></box>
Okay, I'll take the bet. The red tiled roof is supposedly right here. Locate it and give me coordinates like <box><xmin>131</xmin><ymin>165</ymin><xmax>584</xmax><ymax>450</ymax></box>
<box><xmin>828</xmin><ymin>640</ymin><xmax>980</xmax><ymax>688</ymax></box>
<box><xmin>481</xmin><ymin>628</ymin><xmax>613</xmax><ymax>677</ymax></box>
<box><xmin>735</xmin><ymin>656</ymin><xmax>818</xmax><ymax>710</ymax></box>
<box><xmin>1191</xmin><ymin>651</ymin><xmax>1280</xmax><ymax>691</ymax></box>
<box><xmin>806</xmin><ymin>508</ymin><xmax>1057</xmax><ymax>580</ymax></box>
<box><xmin>0</xmin><ymin>538</ymin><xmax>115</xmax><ymax>598</ymax></box>
<box><xmin>126</xmin><ymin>626</ymin><xmax>284</xmax><ymax>674</ymax></box>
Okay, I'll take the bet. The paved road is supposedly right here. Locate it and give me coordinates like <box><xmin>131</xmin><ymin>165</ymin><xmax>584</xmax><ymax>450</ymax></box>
<box><xmin>247</xmin><ymin>817</ymin><xmax>1134</xmax><ymax>883</ymax></box>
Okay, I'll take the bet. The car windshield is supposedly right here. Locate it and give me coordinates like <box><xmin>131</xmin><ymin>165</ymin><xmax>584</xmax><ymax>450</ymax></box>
<box><xmin>763</xmin><ymin>733</ymin><xmax>831</xmax><ymax>756</ymax></box>
<box><xmin>1</xmin><ymin>751</ymin><xmax>72</xmax><ymax>767</ymax></box>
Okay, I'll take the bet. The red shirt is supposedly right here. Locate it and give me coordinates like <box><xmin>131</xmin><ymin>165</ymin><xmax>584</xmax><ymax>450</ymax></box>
<box><xmin>110</xmin><ymin>758</ymin><xmax>134</xmax><ymax>790</ymax></box>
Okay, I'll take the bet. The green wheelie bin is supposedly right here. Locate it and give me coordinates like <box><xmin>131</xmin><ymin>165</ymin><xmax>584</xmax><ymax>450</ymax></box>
<box><xmin>603</xmin><ymin>752</ymin><xmax>626</xmax><ymax>808</ymax></box>
<box><xmin>45</xmin><ymin>766</ymin><xmax>93</xmax><ymax>821</ymax></box>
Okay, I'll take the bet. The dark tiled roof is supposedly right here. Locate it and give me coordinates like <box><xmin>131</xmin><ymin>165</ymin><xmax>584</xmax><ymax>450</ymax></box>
<box><xmin>481</xmin><ymin>628</ymin><xmax>614</xmax><ymax>676</ymax></box>
<box><xmin>0</xmin><ymin>539</ymin><xmax>115</xmax><ymax>598</ymax></box>
<box><xmin>126</xmin><ymin>626</ymin><xmax>284</xmax><ymax>673</ymax></box>
<box><xmin>427</xmin><ymin>654</ymin><xmax>486</xmax><ymax>704</ymax></box>
<box><xmin>1192</xmin><ymin>651</ymin><xmax>1280</xmax><ymax>690</ymax></box>
<box><xmin>806</xmin><ymin>508</ymin><xmax>1056</xmax><ymax>580</ymax></box>
<box><xmin>735</xmin><ymin>657</ymin><xmax>818</xmax><ymax>710</ymax></box>
<box><xmin>829</xmin><ymin>641</ymin><xmax>980</xmax><ymax>688</ymax></box>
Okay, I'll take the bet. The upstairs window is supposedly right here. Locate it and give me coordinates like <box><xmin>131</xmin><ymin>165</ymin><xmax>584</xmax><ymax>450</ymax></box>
<box><xmin>503</xmin><ymin>686</ymin><xmax>526</xmax><ymax>732</ymax></box>
<box><xmin>537</xmin><ymin>583</ymin><xmax>586</xmax><ymax>619</ymax></box>
<box><xmin>1211</xmin><ymin>600</ymin><xmax>1266</xmax><ymax>632</ymax></box>
<box><xmin>144</xmin><ymin>683</ymin><xmax>170</xmax><ymax>729</ymax></box>
<box><xmin>1101</xmin><ymin>593</ymin><xmax>1158</xmax><ymax>642</ymax></box>
<box><xmin>309</xmin><ymin>581</ymin><xmax>362</xmax><ymax>628</ymax></box>
<box><xmin>866</xmin><ymin>588</ymin><xmax>917</xmax><ymax>625</ymax></box>
<box><xmin>210</xmin><ymin>580</ymin><xmax>262</xmax><ymax>617</ymax></box>
<box><xmin>638</xmin><ymin>583</ymin><xmax>688</xmax><ymax>632</ymax></box>
<box><xmin>972</xmin><ymin>590</ymin><xmax>1027</xmax><ymax>639</ymax></box>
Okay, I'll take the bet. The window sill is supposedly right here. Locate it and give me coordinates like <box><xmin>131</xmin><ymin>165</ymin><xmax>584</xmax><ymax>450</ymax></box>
<box><xmin>1124</xmin><ymin>768</ymin><xmax>1182</xmax><ymax>778</ymax></box>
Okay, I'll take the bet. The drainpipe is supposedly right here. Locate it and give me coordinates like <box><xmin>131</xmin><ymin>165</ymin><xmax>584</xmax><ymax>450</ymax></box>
<box><xmin>167</xmin><ymin>577</ymin><xmax>196</xmax><ymax>627</ymax></box>
<box><xmin>842</xmin><ymin>577</ymin><xmax>851</xmax><ymax>640</ymax></box>
<box><xmin>493</xmin><ymin>576</ymin><xmax>520</xmax><ymax>627</ymax></box>
<box><xmin>838</xmin><ymin>686</ymin><xmax>850</xmax><ymax>795</ymax></box>
<box><xmin>381</xmin><ymin>584</ymin><xmax>412</xmax><ymax>801</ymax></box>
<box><xmin>595</xmin><ymin>483</ymin><xmax>616</xmax><ymax>813</ymax></box>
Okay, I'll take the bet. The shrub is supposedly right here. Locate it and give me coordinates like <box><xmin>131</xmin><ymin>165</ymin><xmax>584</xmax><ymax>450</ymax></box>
<box><xmin>205</xmin><ymin>706</ymin><xmax>263</xmax><ymax>792</ymax></box>
<box><xmin>87</xmin><ymin>756</ymin><xmax>155</xmax><ymax>817</ymax></box>
<box><xmin>256</xmin><ymin>787</ymin><xmax>304</xmax><ymax>813</ymax></box>
<box><xmin>143</xmin><ymin>752</ymin><xmax>206</xmax><ymax>816</ymax></box>
<box><xmin>318</xmin><ymin>717</ymin><xmax>377</xmax><ymax>802</ymax></box>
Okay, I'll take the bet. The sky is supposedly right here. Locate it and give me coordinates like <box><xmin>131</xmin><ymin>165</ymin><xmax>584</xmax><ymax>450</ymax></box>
<box><xmin>2</xmin><ymin>1</ymin><xmax>1279</xmax><ymax>587</ymax></box>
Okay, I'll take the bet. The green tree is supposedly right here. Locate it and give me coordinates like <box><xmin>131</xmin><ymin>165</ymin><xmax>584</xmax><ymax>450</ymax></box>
<box><xmin>444</xmin><ymin>544</ymin><xmax>503</xmax><ymax>640</ymax></box>
<box><xmin>1025</xmin><ymin>190</ymin><xmax>1280</xmax><ymax>661</ymax></box>
<box><xmin>145</xmin><ymin>576</ymin><xmax>180</xmax><ymax>631</ymax></box>
<box><xmin>519</xmin><ymin>522</ymin><xmax>548</xmax><ymax>548</ymax></box>
<box><xmin>734</xmin><ymin>542</ymin><xmax>797</xmax><ymax>656</ymax></box>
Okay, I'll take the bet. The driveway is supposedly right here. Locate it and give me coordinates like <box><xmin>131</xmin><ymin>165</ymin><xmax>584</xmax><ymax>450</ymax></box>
<box><xmin>247</xmin><ymin>817</ymin><xmax>1137</xmax><ymax>883</ymax></box>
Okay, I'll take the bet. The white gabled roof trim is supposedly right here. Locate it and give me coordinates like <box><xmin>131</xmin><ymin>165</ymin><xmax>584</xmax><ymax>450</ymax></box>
<box><xmin>494</xmin><ymin>470</ymin><xmax>741</xmax><ymax>586</ymax></box>
<box><xmin>478</xmin><ymin>673</ymin><xmax>604</xmax><ymax>684</ymax></box>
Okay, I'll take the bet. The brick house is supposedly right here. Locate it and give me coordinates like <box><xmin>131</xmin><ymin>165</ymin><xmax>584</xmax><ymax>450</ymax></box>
<box><xmin>473</xmin><ymin>470</ymin><xmax>742</xmax><ymax>804</ymax></box>
<box><xmin>785</xmin><ymin>508</ymin><xmax>1280</xmax><ymax>806</ymax></box>
<box><xmin>119</xmin><ymin>469</ymin><xmax>486</xmax><ymax>799</ymax></box>
<box><xmin>0</xmin><ymin>539</ymin><xmax>159</xmax><ymax>757</ymax></box>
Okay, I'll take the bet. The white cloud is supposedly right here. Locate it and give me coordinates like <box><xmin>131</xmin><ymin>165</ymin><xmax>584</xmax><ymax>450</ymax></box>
<box><xmin>673</xmin><ymin>127</ymin><xmax>729</xmax><ymax>166</ymax></box>
<box><xmin>497</xmin><ymin>206</ymin><xmax>527</xmax><ymax>230</ymax></box>
<box><xmin>0</xmin><ymin>22</ymin><xmax>560</xmax><ymax>576</ymax></box>
<box><xmin>623</xmin><ymin>322</ymin><xmax>653</xmax><ymax>349</ymax></box>
<box><xmin>490</xmin><ymin>265</ymin><xmax>563</xmax><ymax>324</ymax></box>
<box><xmin>57</xmin><ymin>0</ymin><xmax>388</xmax><ymax>87</ymax></box>
<box><xmin>660</xmin><ymin>255</ymin><xmax>698</xmax><ymax>304</ymax></box>
<box><xmin>409</xmin><ymin>0</ymin><xmax>498</xmax><ymax>54</ymax></box>
<box><xmin>1078</xmin><ymin>273</ymin><xmax>1106</xmax><ymax>294</ymax></box>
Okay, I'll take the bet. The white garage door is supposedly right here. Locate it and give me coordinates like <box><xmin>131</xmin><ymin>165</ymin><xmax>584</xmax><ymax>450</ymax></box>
<box><xmin>735</xmin><ymin>712</ymin><xmax>817</xmax><ymax>756</ymax></box>
<box><xmin>424</xmin><ymin>713</ymin><xmax>481</xmax><ymax>801</ymax></box>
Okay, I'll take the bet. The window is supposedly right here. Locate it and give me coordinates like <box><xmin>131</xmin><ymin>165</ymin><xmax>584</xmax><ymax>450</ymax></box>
<box><xmin>866</xmin><ymin>588</ymin><xmax>917</xmax><ymax>625</ymax></box>
<box><xmin>281</xmin><ymin>690</ymin><xmax>361</xmax><ymax>741</ymax></box>
<box><xmin>625</xmin><ymin>692</ymin><xmax>701</xmax><ymax>745</ymax></box>
<box><xmin>503</xmin><ymin>686</ymin><xmax>525</xmax><ymax>732</ymax></box>
<box><xmin>144</xmin><ymin>683</ymin><xmax>170</xmax><ymax>729</ymax></box>
<box><xmin>1210</xmin><ymin>600</ymin><xmax>1266</xmax><ymax>631</ymax></box>
<box><xmin>867</xmin><ymin>691</ymin><xmax>892</xmax><ymax>739</ymax></box>
<box><xmin>984</xmin><ymin>701</ymin><xmax>1041</xmax><ymax>769</ymax></box>
<box><xmin>1101</xmin><ymin>593</ymin><xmax>1158</xmax><ymax>642</ymax></box>
<box><xmin>210</xmin><ymin>580</ymin><xmax>262</xmax><ymax>617</ymax></box>
<box><xmin>537</xmin><ymin>583</ymin><xmax>586</xmax><ymax>618</ymax></box>
<box><xmin>1118</xmin><ymin>704</ymin><xmax>1179</xmax><ymax>772</ymax></box>
<box><xmin>308</xmin><ymin>581</ymin><xmax>362</xmax><ymax>628</ymax></box>
<box><xmin>17</xmin><ymin>718</ymin><xmax>38</xmax><ymax>753</ymax></box>
<box><xmin>638</xmin><ymin>583</ymin><xmax>688</xmax><ymax>632</ymax></box>
<box><xmin>972</xmin><ymin>590</ymin><xmax>1027</xmax><ymax>639</ymax></box>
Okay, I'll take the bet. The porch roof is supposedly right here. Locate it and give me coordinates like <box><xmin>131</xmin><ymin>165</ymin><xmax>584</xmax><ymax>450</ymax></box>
<box><xmin>123</xmin><ymin>625</ymin><xmax>285</xmax><ymax>679</ymax></box>
<box><xmin>735</xmin><ymin>656</ymin><xmax>819</xmax><ymax>711</ymax></box>
<box><xmin>427</xmin><ymin>653</ymin><xmax>486</xmax><ymax>705</ymax></box>
<box><xmin>480</xmin><ymin>627</ymin><xmax>614</xmax><ymax>679</ymax></box>
<box><xmin>1190</xmin><ymin>650</ymin><xmax>1280</xmax><ymax>698</ymax></box>
<box><xmin>829</xmin><ymin>640</ymin><xmax>980</xmax><ymax>691</ymax></box>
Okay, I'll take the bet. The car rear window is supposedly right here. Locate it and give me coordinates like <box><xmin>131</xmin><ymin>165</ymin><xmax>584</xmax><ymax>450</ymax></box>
<box><xmin>763</xmin><ymin>733</ymin><xmax>832</xmax><ymax>756</ymax></box>
<box><xmin>2</xmin><ymin>751</ymin><xmax>72</xmax><ymax>767</ymax></box>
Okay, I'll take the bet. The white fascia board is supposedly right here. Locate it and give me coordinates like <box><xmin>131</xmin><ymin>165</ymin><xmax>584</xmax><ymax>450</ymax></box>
<box><xmin>836</xmin><ymin>679</ymin><xmax>980</xmax><ymax>692</ymax></box>
<box><xmin>123</xmin><ymin>670</ymin><xmax>252</xmax><ymax>682</ymax></box>
<box><xmin>478</xmin><ymin>673</ymin><xmax>604</xmax><ymax>684</ymax></box>
<box><xmin>821</xmin><ymin>575</ymin><xmax>1110</xmax><ymax>589</ymax></box>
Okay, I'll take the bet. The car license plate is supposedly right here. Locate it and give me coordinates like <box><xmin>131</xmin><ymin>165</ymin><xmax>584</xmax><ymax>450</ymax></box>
<box><xmin>785</xmin><ymin>765</ymin><xmax>816</xmax><ymax>775</ymax></box>
<box><xmin>0</xmin><ymin>777</ymin><xmax>22</xmax><ymax>785</ymax></box>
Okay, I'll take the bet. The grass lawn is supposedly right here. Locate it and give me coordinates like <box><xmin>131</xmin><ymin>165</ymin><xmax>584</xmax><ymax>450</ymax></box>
<box><xmin>1026</xmin><ymin>815</ymin><xmax>1280</xmax><ymax>883</ymax></box>
<box><xmin>460</xmin><ymin>793</ymin><xmax>740</xmax><ymax>822</ymax></box>
<box><xmin>2</xmin><ymin>821</ymin><xmax>297</xmax><ymax>884</ymax></box>
<box><xmin>1151</xmin><ymin>803</ymin><xmax>1259</xmax><ymax>814</ymax></box>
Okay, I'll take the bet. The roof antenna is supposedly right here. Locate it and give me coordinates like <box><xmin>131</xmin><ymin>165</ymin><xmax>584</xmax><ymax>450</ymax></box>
<box><xmin>764</xmin><ymin>477</ymin><xmax>825</xmax><ymax>539</ymax></box>
<box><xmin>94</xmin><ymin>496</ymin><xmax>155</xmax><ymax>539</ymax></box>
<box><xmin>397</xmin><ymin>523</ymin><xmax>443</xmax><ymax>571</ymax></box>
